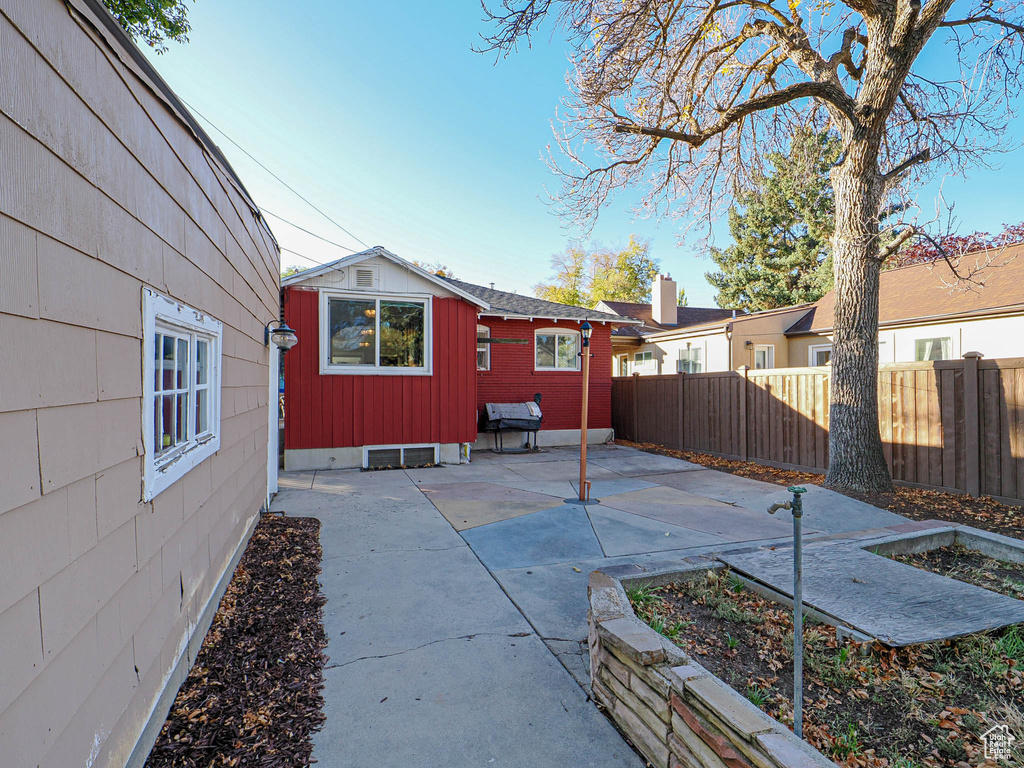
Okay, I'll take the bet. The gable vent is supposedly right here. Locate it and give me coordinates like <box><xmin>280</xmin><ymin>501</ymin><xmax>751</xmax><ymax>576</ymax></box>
<box><xmin>355</xmin><ymin>268</ymin><xmax>376</xmax><ymax>288</ymax></box>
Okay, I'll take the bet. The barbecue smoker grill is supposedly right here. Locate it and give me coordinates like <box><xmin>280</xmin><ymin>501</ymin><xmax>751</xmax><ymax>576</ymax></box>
<box><xmin>482</xmin><ymin>394</ymin><xmax>543</xmax><ymax>453</ymax></box>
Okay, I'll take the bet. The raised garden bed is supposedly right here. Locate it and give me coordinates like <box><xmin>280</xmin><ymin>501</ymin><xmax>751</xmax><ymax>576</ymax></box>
<box><xmin>145</xmin><ymin>513</ymin><xmax>328</xmax><ymax>768</ymax></box>
<box><xmin>625</xmin><ymin>568</ymin><xmax>1024</xmax><ymax>768</ymax></box>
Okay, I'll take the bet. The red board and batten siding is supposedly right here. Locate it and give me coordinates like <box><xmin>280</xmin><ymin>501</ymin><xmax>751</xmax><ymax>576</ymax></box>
<box><xmin>283</xmin><ymin>287</ymin><xmax>479</xmax><ymax>450</ymax></box>
<box><xmin>477</xmin><ymin>318</ymin><xmax>613</xmax><ymax>431</ymax></box>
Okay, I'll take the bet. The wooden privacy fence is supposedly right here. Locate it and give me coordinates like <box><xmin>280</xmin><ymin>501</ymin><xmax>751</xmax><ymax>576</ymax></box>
<box><xmin>611</xmin><ymin>355</ymin><xmax>1024</xmax><ymax>505</ymax></box>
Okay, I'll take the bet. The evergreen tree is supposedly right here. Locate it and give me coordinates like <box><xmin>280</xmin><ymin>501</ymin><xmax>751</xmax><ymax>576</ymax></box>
<box><xmin>706</xmin><ymin>131</ymin><xmax>839</xmax><ymax>312</ymax></box>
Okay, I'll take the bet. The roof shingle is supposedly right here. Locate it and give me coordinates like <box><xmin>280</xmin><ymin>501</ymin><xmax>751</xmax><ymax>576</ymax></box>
<box><xmin>440</xmin><ymin>278</ymin><xmax>636</xmax><ymax>323</ymax></box>
<box><xmin>786</xmin><ymin>247</ymin><xmax>1024</xmax><ymax>334</ymax></box>
<box><xmin>597</xmin><ymin>300</ymin><xmax>736</xmax><ymax>337</ymax></box>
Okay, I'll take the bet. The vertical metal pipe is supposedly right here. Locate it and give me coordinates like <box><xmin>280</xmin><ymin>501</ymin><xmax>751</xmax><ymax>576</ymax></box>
<box><xmin>791</xmin><ymin>488</ymin><xmax>804</xmax><ymax>739</ymax></box>
<box><xmin>579</xmin><ymin>344</ymin><xmax>591</xmax><ymax>501</ymax></box>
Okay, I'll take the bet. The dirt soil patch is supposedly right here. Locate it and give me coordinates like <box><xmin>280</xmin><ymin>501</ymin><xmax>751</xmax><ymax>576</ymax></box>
<box><xmin>617</xmin><ymin>440</ymin><xmax>1022</xmax><ymax>539</ymax></box>
<box><xmin>145</xmin><ymin>513</ymin><xmax>328</xmax><ymax>768</ymax></box>
<box><xmin>629</xmin><ymin>571</ymin><xmax>1024</xmax><ymax>768</ymax></box>
<box><xmin>893</xmin><ymin>544</ymin><xmax>1024</xmax><ymax>601</ymax></box>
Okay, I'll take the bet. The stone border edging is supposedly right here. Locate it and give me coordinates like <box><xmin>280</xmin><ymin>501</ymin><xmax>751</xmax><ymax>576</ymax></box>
<box><xmin>588</xmin><ymin>564</ymin><xmax>835</xmax><ymax>768</ymax></box>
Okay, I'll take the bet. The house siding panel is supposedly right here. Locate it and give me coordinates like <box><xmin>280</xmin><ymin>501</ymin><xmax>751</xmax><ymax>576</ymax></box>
<box><xmin>283</xmin><ymin>287</ymin><xmax>478</xmax><ymax>453</ymax></box>
<box><xmin>0</xmin><ymin>2</ymin><xmax>279</xmax><ymax>766</ymax></box>
<box><xmin>477</xmin><ymin>318</ymin><xmax>614</xmax><ymax>431</ymax></box>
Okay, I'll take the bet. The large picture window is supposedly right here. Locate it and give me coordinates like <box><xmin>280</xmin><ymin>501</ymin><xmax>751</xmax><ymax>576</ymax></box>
<box><xmin>322</xmin><ymin>292</ymin><xmax>430</xmax><ymax>374</ymax></box>
<box><xmin>535</xmin><ymin>329</ymin><xmax>580</xmax><ymax>371</ymax></box>
<box><xmin>142</xmin><ymin>289</ymin><xmax>222</xmax><ymax>501</ymax></box>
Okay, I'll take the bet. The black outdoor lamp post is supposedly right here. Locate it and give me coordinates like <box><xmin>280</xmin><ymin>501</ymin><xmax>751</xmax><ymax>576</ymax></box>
<box><xmin>578</xmin><ymin>320</ymin><xmax>593</xmax><ymax>502</ymax></box>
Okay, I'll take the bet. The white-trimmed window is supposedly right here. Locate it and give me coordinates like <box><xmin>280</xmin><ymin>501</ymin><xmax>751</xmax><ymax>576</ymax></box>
<box><xmin>678</xmin><ymin>345</ymin><xmax>702</xmax><ymax>373</ymax></box>
<box><xmin>915</xmin><ymin>337</ymin><xmax>951</xmax><ymax>361</ymax></box>
<box><xmin>754</xmin><ymin>344</ymin><xmax>775</xmax><ymax>370</ymax></box>
<box><xmin>142</xmin><ymin>289</ymin><xmax>222</xmax><ymax>501</ymax></box>
<box><xmin>477</xmin><ymin>325</ymin><xmax>490</xmax><ymax>371</ymax></box>
<box><xmin>634</xmin><ymin>350</ymin><xmax>655</xmax><ymax>372</ymax></box>
<box><xmin>808</xmin><ymin>344</ymin><xmax>832</xmax><ymax>366</ymax></box>
<box><xmin>535</xmin><ymin>328</ymin><xmax>580</xmax><ymax>371</ymax></box>
<box><xmin>320</xmin><ymin>291</ymin><xmax>431</xmax><ymax>375</ymax></box>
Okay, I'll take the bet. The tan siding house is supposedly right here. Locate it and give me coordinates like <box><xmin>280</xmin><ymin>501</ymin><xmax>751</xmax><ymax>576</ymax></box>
<box><xmin>0</xmin><ymin>2</ymin><xmax>280</xmax><ymax>766</ymax></box>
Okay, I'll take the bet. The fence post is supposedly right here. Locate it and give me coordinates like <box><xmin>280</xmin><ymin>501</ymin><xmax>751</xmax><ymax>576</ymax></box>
<box><xmin>677</xmin><ymin>370</ymin><xmax>685</xmax><ymax>450</ymax></box>
<box><xmin>963</xmin><ymin>352</ymin><xmax>983</xmax><ymax>497</ymax></box>
<box><xmin>632</xmin><ymin>372</ymin><xmax>640</xmax><ymax>443</ymax></box>
<box><xmin>739</xmin><ymin>366</ymin><xmax>749</xmax><ymax>462</ymax></box>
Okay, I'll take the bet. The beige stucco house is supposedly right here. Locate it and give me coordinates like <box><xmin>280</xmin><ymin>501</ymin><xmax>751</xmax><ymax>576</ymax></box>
<box><xmin>605</xmin><ymin>253</ymin><xmax>1024</xmax><ymax>375</ymax></box>
<box><xmin>0</xmin><ymin>2</ymin><xmax>281</xmax><ymax>766</ymax></box>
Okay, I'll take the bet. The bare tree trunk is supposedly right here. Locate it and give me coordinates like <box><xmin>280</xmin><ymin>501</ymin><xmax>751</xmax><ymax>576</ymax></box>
<box><xmin>825</xmin><ymin>152</ymin><xmax>894</xmax><ymax>493</ymax></box>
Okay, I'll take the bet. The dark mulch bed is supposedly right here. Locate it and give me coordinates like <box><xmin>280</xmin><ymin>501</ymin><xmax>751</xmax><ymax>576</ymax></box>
<box><xmin>630</xmin><ymin>573</ymin><xmax>1024</xmax><ymax>767</ymax></box>
<box><xmin>617</xmin><ymin>440</ymin><xmax>1022</xmax><ymax>539</ymax></box>
<box><xmin>145</xmin><ymin>514</ymin><xmax>328</xmax><ymax>768</ymax></box>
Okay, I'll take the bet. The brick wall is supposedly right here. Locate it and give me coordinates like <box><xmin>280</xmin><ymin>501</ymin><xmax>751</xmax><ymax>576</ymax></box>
<box><xmin>0</xmin><ymin>2</ymin><xmax>279</xmax><ymax>766</ymax></box>
<box><xmin>477</xmin><ymin>318</ymin><xmax>613</xmax><ymax>431</ymax></box>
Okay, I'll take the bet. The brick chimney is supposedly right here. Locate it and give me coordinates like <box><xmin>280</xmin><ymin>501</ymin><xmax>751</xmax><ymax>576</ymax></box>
<box><xmin>651</xmin><ymin>274</ymin><xmax>678</xmax><ymax>326</ymax></box>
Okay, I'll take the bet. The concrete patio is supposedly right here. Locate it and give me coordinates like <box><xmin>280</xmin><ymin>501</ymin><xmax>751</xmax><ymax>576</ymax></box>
<box><xmin>270</xmin><ymin>443</ymin><xmax>950</xmax><ymax>767</ymax></box>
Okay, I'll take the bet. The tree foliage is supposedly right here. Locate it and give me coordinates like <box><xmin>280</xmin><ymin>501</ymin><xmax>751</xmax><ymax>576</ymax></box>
<box><xmin>411</xmin><ymin>260</ymin><xmax>458</xmax><ymax>278</ymax></box>
<box><xmin>706</xmin><ymin>131</ymin><xmax>839</xmax><ymax>312</ymax></box>
<box><xmin>281</xmin><ymin>265</ymin><xmax>305</xmax><ymax>279</ymax></box>
<box><xmin>534</xmin><ymin>236</ymin><xmax>660</xmax><ymax>307</ymax></box>
<box><xmin>896</xmin><ymin>222</ymin><xmax>1024</xmax><ymax>268</ymax></box>
<box><xmin>102</xmin><ymin>0</ymin><xmax>192</xmax><ymax>53</ymax></box>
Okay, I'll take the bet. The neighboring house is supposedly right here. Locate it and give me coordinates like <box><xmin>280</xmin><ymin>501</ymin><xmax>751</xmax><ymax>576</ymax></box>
<box><xmin>605</xmin><ymin>251</ymin><xmax>1024</xmax><ymax>375</ymax></box>
<box><xmin>0</xmin><ymin>2</ymin><xmax>280</xmax><ymax>768</ymax></box>
<box><xmin>598</xmin><ymin>274</ymin><xmax>809</xmax><ymax>374</ymax></box>
<box><xmin>786</xmin><ymin>251</ymin><xmax>1024</xmax><ymax>364</ymax></box>
<box><xmin>281</xmin><ymin>249</ymin><xmax>638</xmax><ymax>469</ymax></box>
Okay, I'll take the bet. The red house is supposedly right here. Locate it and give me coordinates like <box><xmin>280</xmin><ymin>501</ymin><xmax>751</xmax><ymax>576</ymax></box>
<box><xmin>281</xmin><ymin>248</ymin><xmax>637</xmax><ymax>469</ymax></box>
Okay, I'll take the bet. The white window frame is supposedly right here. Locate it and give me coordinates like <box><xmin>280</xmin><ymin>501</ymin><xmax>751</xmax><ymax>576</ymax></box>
<box><xmin>915</xmin><ymin>336</ymin><xmax>952</xmax><ymax>362</ymax></box>
<box><xmin>320</xmin><ymin>289</ymin><xmax>433</xmax><ymax>376</ymax></box>
<box><xmin>617</xmin><ymin>354</ymin><xmax>629</xmax><ymax>377</ymax></box>
<box><xmin>477</xmin><ymin>324</ymin><xmax>490</xmax><ymax>371</ymax></box>
<box><xmin>634</xmin><ymin>350</ymin><xmax>656</xmax><ymax>373</ymax></box>
<box><xmin>534</xmin><ymin>328</ymin><xmax>581</xmax><ymax>371</ymax></box>
<box><xmin>142</xmin><ymin>289</ymin><xmax>222</xmax><ymax>501</ymax></box>
<box><xmin>808</xmin><ymin>344</ymin><xmax>832</xmax><ymax>366</ymax></box>
<box><xmin>753</xmin><ymin>344</ymin><xmax>775</xmax><ymax>370</ymax></box>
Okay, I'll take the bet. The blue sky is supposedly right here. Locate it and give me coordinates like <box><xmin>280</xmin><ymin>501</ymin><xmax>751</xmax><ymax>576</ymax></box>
<box><xmin>144</xmin><ymin>1</ymin><xmax>1024</xmax><ymax>307</ymax></box>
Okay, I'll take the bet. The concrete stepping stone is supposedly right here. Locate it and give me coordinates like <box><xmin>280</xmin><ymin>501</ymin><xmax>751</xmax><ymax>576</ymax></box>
<box><xmin>591</xmin><ymin>452</ymin><xmax>705</xmax><ymax>477</ymax></box>
<box><xmin>587</xmin><ymin>506</ymin><xmax>727</xmax><ymax>557</ymax></box>
<box><xmin>721</xmin><ymin>545</ymin><xmax>1024</xmax><ymax>646</ymax></box>
<box><xmin>460</xmin><ymin>505</ymin><xmax>604</xmax><ymax>570</ymax></box>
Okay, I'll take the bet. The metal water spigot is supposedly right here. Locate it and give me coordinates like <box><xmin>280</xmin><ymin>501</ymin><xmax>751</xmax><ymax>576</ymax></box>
<box><xmin>768</xmin><ymin>485</ymin><xmax>807</xmax><ymax>738</ymax></box>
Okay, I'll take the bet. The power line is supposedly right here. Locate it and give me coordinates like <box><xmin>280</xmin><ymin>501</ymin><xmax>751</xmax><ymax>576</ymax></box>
<box><xmin>180</xmin><ymin>98</ymin><xmax>370</xmax><ymax>250</ymax></box>
<box><xmin>260</xmin><ymin>207</ymin><xmax>358</xmax><ymax>254</ymax></box>
<box><xmin>279</xmin><ymin>246</ymin><xmax>330</xmax><ymax>267</ymax></box>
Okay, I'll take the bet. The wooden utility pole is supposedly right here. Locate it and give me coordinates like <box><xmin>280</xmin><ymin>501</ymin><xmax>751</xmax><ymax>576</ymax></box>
<box><xmin>579</xmin><ymin>341</ymin><xmax>591</xmax><ymax>501</ymax></box>
<box><xmin>579</xmin><ymin>321</ymin><xmax>593</xmax><ymax>502</ymax></box>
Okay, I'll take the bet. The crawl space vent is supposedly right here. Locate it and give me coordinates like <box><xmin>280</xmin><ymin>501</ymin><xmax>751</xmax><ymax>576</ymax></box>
<box><xmin>365</xmin><ymin>446</ymin><xmax>437</xmax><ymax>469</ymax></box>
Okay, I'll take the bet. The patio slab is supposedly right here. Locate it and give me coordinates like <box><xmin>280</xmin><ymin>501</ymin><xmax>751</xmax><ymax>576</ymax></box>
<box><xmin>571</xmin><ymin>476</ymin><xmax>658</xmax><ymax>499</ymax></box>
<box><xmin>428</xmin><ymin>498</ymin><xmax>566</xmax><ymax>531</ymax></box>
<box><xmin>590</xmin><ymin>452</ymin><xmax>705</xmax><ymax>476</ymax></box>
<box><xmin>750</xmin><ymin>485</ymin><xmax>908</xmax><ymax>534</ymax></box>
<box><xmin>640</xmin><ymin>469</ymin><xmax>782</xmax><ymax>505</ymax></box>
<box><xmin>587</xmin><ymin>506</ymin><xmax>727</xmax><ymax>557</ymax></box>
<box><xmin>460</xmin><ymin>505</ymin><xmax>604</xmax><ymax>570</ymax></box>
